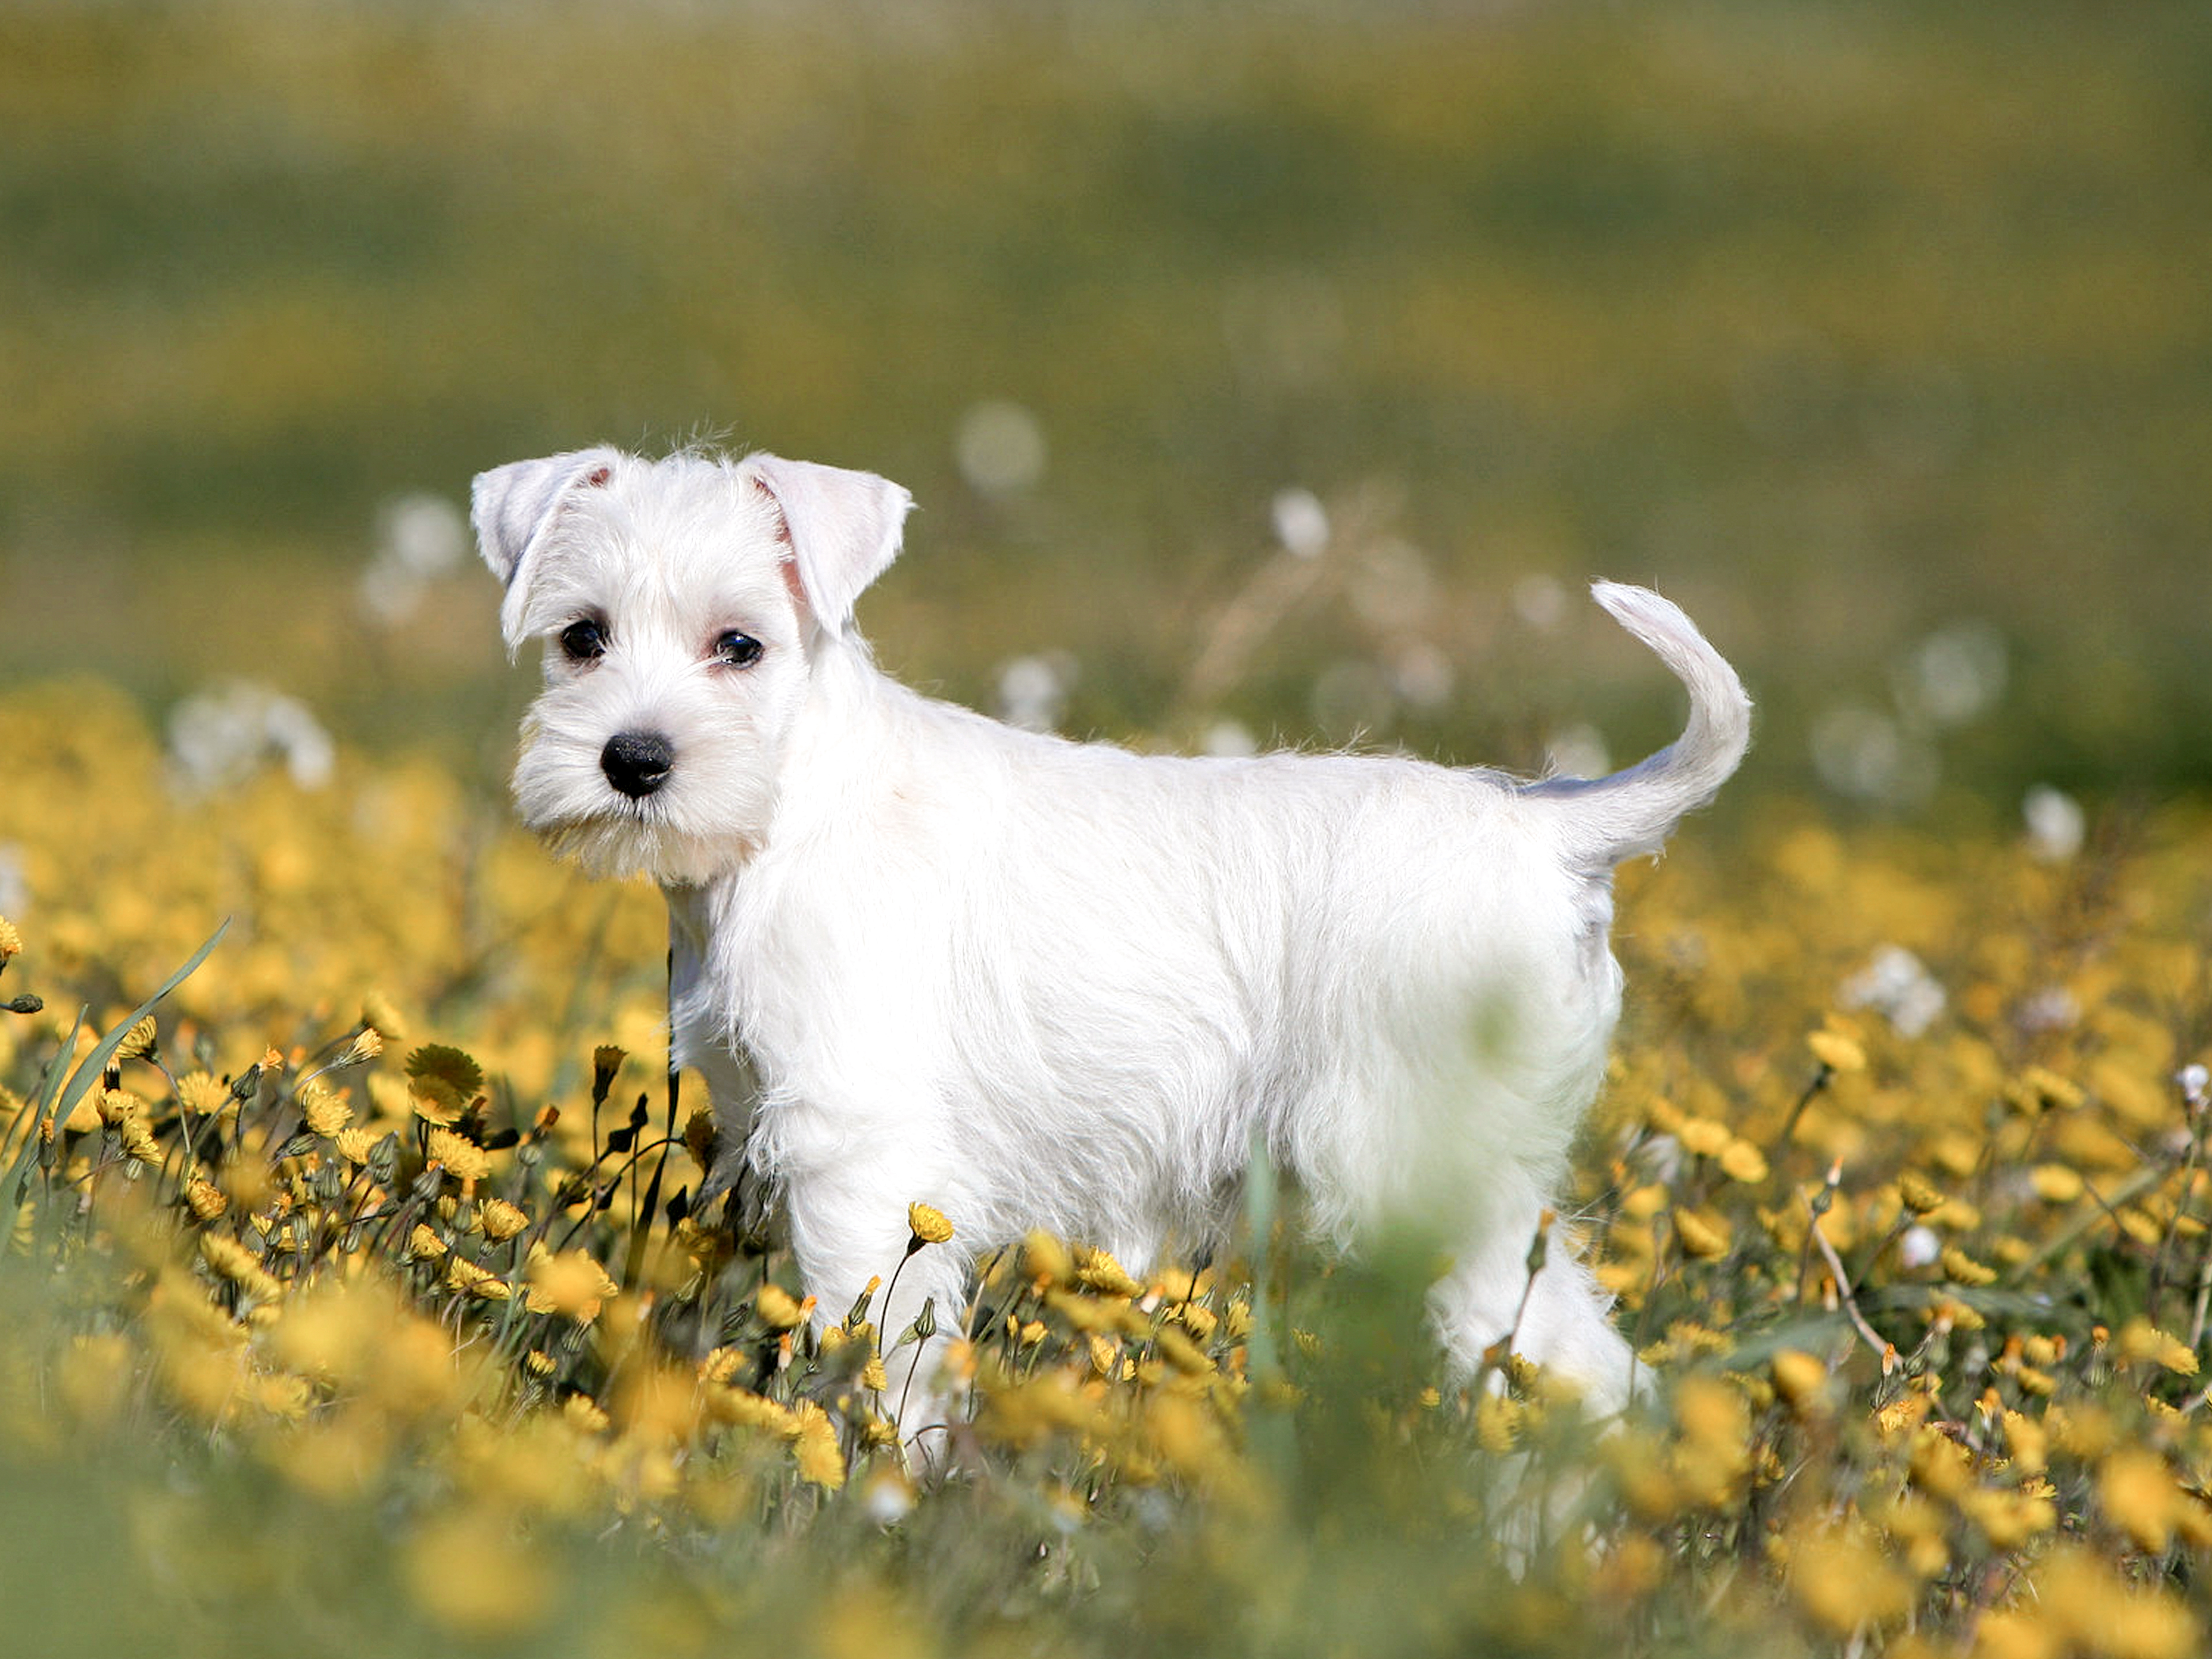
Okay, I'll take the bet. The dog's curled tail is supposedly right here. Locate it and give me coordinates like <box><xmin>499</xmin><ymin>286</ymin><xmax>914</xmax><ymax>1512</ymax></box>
<box><xmin>1527</xmin><ymin>582</ymin><xmax>1752</xmax><ymax>868</ymax></box>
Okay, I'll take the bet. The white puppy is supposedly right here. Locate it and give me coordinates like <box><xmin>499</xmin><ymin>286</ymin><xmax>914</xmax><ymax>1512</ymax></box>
<box><xmin>474</xmin><ymin>446</ymin><xmax>1749</xmax><ymax>1434</ymax></box>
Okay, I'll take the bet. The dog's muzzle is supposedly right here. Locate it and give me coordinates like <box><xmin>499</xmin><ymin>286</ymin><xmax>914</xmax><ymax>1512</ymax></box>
<box><xmin>601</xmin><ymin>731</ymin><xmax>676</xmax><ymax>800</ymax></box>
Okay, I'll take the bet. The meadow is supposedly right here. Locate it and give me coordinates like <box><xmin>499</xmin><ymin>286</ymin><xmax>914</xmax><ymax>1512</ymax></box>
<box><xmin>4</xmin><ymin>1</ymin><xmax>2211</xmax><ymax>1654</ymax></box>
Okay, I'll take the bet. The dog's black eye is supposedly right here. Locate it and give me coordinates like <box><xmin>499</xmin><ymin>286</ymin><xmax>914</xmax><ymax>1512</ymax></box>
<box><xmin>714</xmin><ymin>631</ymin><xmax>764</xmax><ymax>668</ymax></box>
<box><xmin>559</xmin><ymin>618</ymin><xmax>608</xmax><ymax>662</ymax></box>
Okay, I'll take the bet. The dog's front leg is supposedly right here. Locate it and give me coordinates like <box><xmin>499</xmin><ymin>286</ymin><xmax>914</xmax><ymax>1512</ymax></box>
<box><xmin>666</xmin><ymin>888</ymin><xmax>763</xmax><ymax>1210</ymax></box>
<box><xmin>779</xmin><ymin>1158</ymin><xmax>975</xmax><ymax>1465</ymax></box>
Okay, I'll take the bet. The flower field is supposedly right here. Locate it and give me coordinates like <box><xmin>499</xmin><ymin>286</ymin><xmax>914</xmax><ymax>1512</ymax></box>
<box><xmin>4</xmin><ymin>680</ymin><xmax>2210</xmax><ymax>1658</ymax></box>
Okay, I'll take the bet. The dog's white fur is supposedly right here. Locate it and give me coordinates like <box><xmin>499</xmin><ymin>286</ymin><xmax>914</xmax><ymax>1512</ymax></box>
<box><xmin>475</xmin><ymin>445</ymin><xmax>1750</xmax><ymax>1435</ymax></box>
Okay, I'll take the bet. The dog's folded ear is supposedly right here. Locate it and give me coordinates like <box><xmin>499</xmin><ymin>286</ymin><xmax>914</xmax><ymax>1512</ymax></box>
<box><xmin>472</xmin><ymin>448</ymin><xmax>625</xmax><ymax>631</ymax></box>
<box><xmin>745</xmin><ymin>454</ymin><xmax>914</xmax><ymax>641</ymax></box>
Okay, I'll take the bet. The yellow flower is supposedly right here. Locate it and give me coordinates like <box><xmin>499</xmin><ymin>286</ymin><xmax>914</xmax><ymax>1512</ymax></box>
<box><xmin>2029</xmin><ymin>1164</ymin><xmax>2084</xmax><ymax>1203</ymax></box>
<box><xmin>1476</xmin><ymin>1392</ymin><xmax>1523</xmax><ymax>1453</ymax></box>
<box><xmin>1075</xmin><ymin>1246</ymin><xmax>1142</xmax><ymax>1297</ymax></box>
<box><xmin>425</xmin><ymin>1127</ymin><xmax>490</xmax><ymax>1185</ymax></box>
<box><xmin>184</xmin><ymin>1177</ymin><xmax>228</xmax><ymax>1222</ymax></box>
<box><xmin>297</xmin><ymin>1081</ymin><xmax>353</xmax><ymax>1138</ymax></box>
<box><xmin>1673</xmin><ymin>1209</ymin><xmax>1730</xmax><ymax>1260</ymax></box>
<box><xmin>525</xmin><ymin>1245</ymin><xmax>619</xmax><ymax>1321</ymax></box>
<box><xmin>1022</xmin><ymin>1230</ymin><xmax>1075</xmax><ymax>1286</ymax></box>
<box><xmin>112</xmin><ymin>1016</ymin><xmax>159</xmax><ymax>1063</ymax></box>
<box><xmin>340</xmin><ymin>1027</ymin><xmax>384</xmax><ymax>1066</ymax></box>
<box><xmin>200</xmin><ymin>1233</ymin><xmax>281</xmax><ymax>1300</ymax></box>
<box><xmin>1718</xmin><ymin>1139</ymin><xmax>1770</xmax><ymax>1184</ymax></box>
<box><xmin>1897</xmin><ymin>1172</ymin><xmax>1946</xmax><ymax>1215</ymax></box>
<box><xmin>444</xmin><ymin>1253</ymin><xmax>509</xmax><ymax>1300</ymax></box>
<box><xmin>1807</xmin><ymin>1029</ymin><xmax>1867</xmax><ymax>1073</ymax></box>
<box><xmin>1676</xmin><ymin>1116</ymin><xmax>1732</xmax><ymax>1158</ymax></box>
<box><xmin>1790</xmin><ymin>1525</ymin><xmax>1913</xmax><ymax>1635</ymax></box>
<box><xmin>405</xmin><ymin>1045</ymin><xmax>483</xmax><ymax>1125</ymax></box>
<box><xmin>2113</xmin><ymin>1317</ymin><xmax>2198</xmax><ymax>1376</ymax></box>
<box><xmin>792</xmin><ymin>1403</ymin><xmax>846</xmax><ymax>1489</ymax></box>
<box><xmin>754</xmin><ymin>1283</ymin><xmax>806</xmax><ymax>1330</ymax></box>
<box><xmin>1941</xmin><ymin>1246</ymin><xmax>1998</xmax><ymax>1286</ymax></box>
<box><xmin>2100</xmin><ymin>1449</ymin><xmax>2184</xmax><ymax>1553</ymax></box>
<box><xmin>478</xmin><ymin>1198</ymin><xmax>528</xmax><ymax>1242</ymax></box>
<box><xmin>1770</xmin><ymin>1349</ymin><xmax>1830</xmax><ymax>1414</ymax></box>
<box><xmin>0</xmin><ymin>916</ymin><xmax>20</xmax><ymax>960</ymax></box>
<box><xmin>407</xmin><ymin>1224</ymin><xmax>449</xmax><ymax>1260</ymax></box>
<box><xmin>907</xmin><ymin>1202</ymin><xmax>955</xmax><ymax>1245</ymax></box>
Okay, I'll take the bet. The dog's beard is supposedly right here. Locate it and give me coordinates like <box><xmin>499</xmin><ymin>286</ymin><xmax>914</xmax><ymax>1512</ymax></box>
<box><xmin>511</xmin><ymin>714</ymin><xmax>770</xmax><ymax>888</ymax></box>
<box><xmin>525</xmin><ymin>804</ymin><xmax>752</xmax><ymax>887</ymax></box>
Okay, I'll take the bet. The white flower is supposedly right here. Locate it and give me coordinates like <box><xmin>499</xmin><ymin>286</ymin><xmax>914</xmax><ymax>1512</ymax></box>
<box><xmin>1841</xmin><ymin>946</ymin><xmax>1946</xmax><ymax>1039</ymax></box>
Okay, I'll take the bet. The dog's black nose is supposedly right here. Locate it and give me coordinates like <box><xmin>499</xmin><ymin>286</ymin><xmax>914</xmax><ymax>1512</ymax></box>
<box><xmin>601</xmin><ymin>731</ymin><xmax>676</xmax><ymax>799</ymax></box>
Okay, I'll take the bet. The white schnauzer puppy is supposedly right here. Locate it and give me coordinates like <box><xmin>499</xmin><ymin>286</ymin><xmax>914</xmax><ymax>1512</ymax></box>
<box><xmin>474</xmin><ymin>446</ymin><xmax>1749</xmax><ymax>1435</ymax></box>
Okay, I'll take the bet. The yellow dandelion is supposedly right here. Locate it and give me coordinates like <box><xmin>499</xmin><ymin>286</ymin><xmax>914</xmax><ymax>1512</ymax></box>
<box><xmin>707</xmin><ymin>1387</ymin><xmax>800</xmax><ymax>1437</ymax></box>
<box><xmin>1476</xmin><ymin>1392</ymin><xmax>1523</xmax><ymax>1453</ymax></box>
<box><xmin>1771</xmin><ymin>1350</ymin><xmax>1830</xmax><ymax>1414</ymax></box>
<box><xmin>116</xmin><ymin>1113</ymin><xmax>161</xmax><ymax>1164</ymax></box>
<box><xmin>524</xmin><ymin>1350</ymin><xmax>555</xmax><ymax>1378</ymax></box>
<box><xmin>425</xmin><ymin>1126</ymin><xmax>490</xmax><ymax>1185</ymax></box>
<box><xmin>907</xmin><ymin>1201</ymin><xmax>955</xmax><ymax>1245</ymax></box>
<box><xmin>793</xmin><ymin>1403</ymin><xmax>845</xmax><ymax>1489</ymax></box>
<box><xmin>0</xmin><ymin>915</ymin><xmax>20</xmax><ymax>960</ymax></box>
<box><xmin>200</xmin><ymin>1233</ymin><xmax>281</xmax><ymax>1301</ymax></box>
<box><xmin>332</xmin><ymin>1126</ymin><xmax>378</xmax><ymax>1165</ymax></box>
<box><xmin>478</xmin><ymin>1198</ymin><xmax>528</xmax><ymax>1243</ymax></box>
<box><xmin>112</xmin><ymin>1016</ymin><xmax>159</xmax><ymax>1063</ymax></box>
<box><xmin>184</xmin><ymin>1178</ymin><xmax>228</xmax><ymax>1222</ymax></box>
<box><xmin>339</xmin><ymin>1027</ymin><xmax>384</xmax><ymax>1066</ymax></box>
<box><xmin>297</xmin><ymin>1081</ymin><xmax>353</xmax><ymax>1138</ymax></box>
<box><xmin>2100</xmin><ymin>1448</ymin><xmax>2184</xmax><ymax>1553</ymax></box>
<box><xmin>2035</xmin><ymin>1548</ymin><xmax>2197</xmax><ymax>1659</ymax></box>
<box><xmin>861</xmin><ymin>1355</ymin><xmax>889</xmax><ymax>1392</ymax></box>
<box><xmin>1896</xmin><ymin>1172</ymin><xmax>1946</xmax><ymax>1215</ymax></box>
<box><xmin>174</xmin><ymin>1072</ymin><xmax>227</xmax><ymax>1117</ymax></box>
<box><xmin>444</xmin><ymin>1253</ymin><xmax>509</xmax><ymax>1300</ymax></box>
<box><xmin>1676</xmin><ymin>1117</ymin><xmax>1732</xmax><ymax>1158</ymax></box>
<box><xmin>1790</xmin><ymin>1525</ymin><xmax>1913</xmax><ymax>1636</ymax></box>
<box><xmin>1075</xmin><ymin>1246</ymin><xmax>1142</xmax><ymax>1298</ymax></box>
<box><xmin>407</xmin><ymin>1223</ymin><xmax>449</xmax><ymax>1261</ymax></box>
<box><xmin>1718</xmin><ymin>1139</ymin><xmax>1770</xmax><ymax>1184</ymax></box>
<box><xmin>2029</xmin><ymin>1164</ymin><xmax>2084</xmax><ymax>1203</ymax></box>
<box><xmin>1807</xmin><ymin>1029</ymin><xmax>1867</xmax><ymax>1074</ymax></box>
<box><xmin>405</xmin><ymin>1045</ymin><xmax>483</xmax><ymax>1126</ymax></box>
<box><xmin>1939</xmin><ymin>1245</ymin><xmax>1997</xmax><ymax>1286</ymax></box>
<box><xmin>590</xmin><ymin>1044</ymin><xmax>626</xmax><ymax>1093</ymax></box>
<box><xmin>1022</xmin><ymin>1229</ymin><xmax>1075</xmax><ymax>1286</ymax></box>
<box><xmin>525</xmin><ymin>1245</ymin><xmax>619</xmax><ymax>1321</ymax></box>
<box><xmin>1154</xmin><ymin>1327</ymin><xmax>1211</xmax><ymax>1375</ymax></box>
<box><xmin>1176</xmin><ymin>1303</ymin><xmax>1219</xmax><ymax>1343</ymax></box>
<box><xmin>2114</xmin><ymin>1317</ymin><xmax>2199</xmax><ymax>1376</ymax></box>
<box><xmin>753</xmin><ymin>1283</ymin><xmax>806</xmax><ymax>1330</ymax></box>
<box><xmin>1673</xmin><ymin>1208</ymin><xmax>1730</xmax><ymax>1259</ymax></box>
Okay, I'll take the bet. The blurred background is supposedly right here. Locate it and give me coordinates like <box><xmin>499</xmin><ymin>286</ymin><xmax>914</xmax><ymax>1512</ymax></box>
<box><xmin>3</xmin><ymin>0</ymin><xmax>2208</xmax><ymax>821</ymax></box>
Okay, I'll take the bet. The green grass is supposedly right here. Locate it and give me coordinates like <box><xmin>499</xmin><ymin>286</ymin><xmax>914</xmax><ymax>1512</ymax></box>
<box><xmin>2</xmin><ymin>0</ymin><xmax>2209</xmax><ymax>797</ymax></box>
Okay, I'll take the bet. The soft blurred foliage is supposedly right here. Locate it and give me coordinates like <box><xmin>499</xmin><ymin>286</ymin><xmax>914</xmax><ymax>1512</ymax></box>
<box><xmin>4</xmin><ymin>0</ymin><xmax>2210</xmax><ymax>805</ymax></box>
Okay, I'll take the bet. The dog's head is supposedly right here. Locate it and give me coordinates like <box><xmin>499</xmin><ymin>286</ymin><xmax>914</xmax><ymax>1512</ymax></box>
<box><xmin>473</xmin><ymin>446</ymin><xmax>912</xmax><ymax>884</ymax></box>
